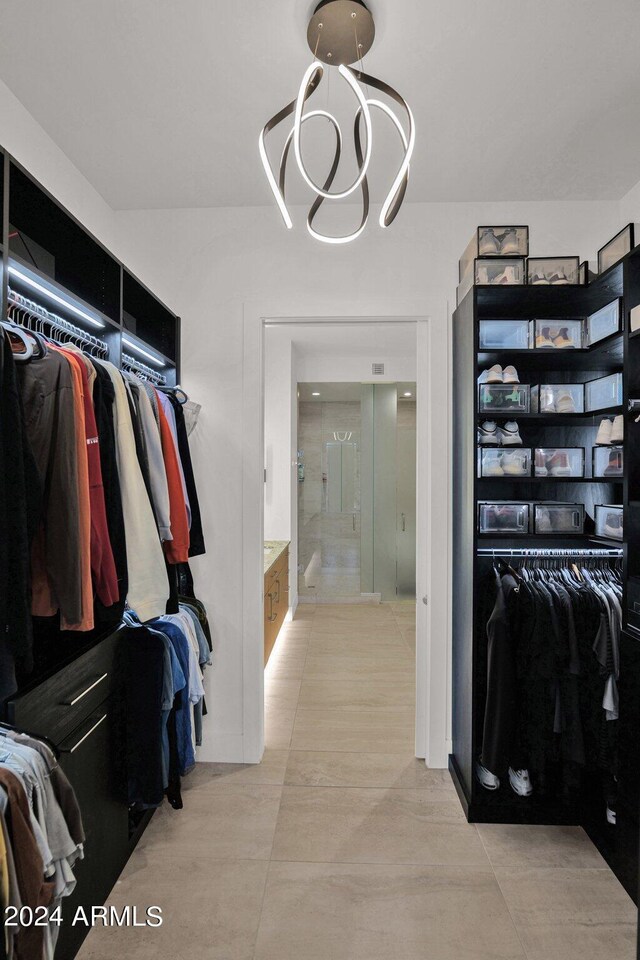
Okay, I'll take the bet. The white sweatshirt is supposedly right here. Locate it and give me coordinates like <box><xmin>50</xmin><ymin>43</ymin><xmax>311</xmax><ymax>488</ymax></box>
<box><xmin>96</xmin><ymin>361</ymin><xmax>169</xmax><ymax>622</ymax></box>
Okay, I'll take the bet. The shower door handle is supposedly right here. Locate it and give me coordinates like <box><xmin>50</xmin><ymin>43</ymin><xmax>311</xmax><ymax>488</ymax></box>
<box><xmin>352</xmin><ymin>513</ymin><xmax>356</xmax><ymax>531</ymax></box>
<box><xmin>401</xmin><ymin>513</ymin><xmax>406</xmax><ymax>532</ymax></box>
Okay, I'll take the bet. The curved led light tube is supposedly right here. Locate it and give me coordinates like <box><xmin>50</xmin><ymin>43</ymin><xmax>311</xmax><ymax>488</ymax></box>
<box><xmin>347</xmin><ymin>67</ymin><xmax>415</xmax><ymax>228</ymax></box>
<box><xmin>258</xmin><ymin>64</ymin><xmax>323</xmax><ymax>229</ymax></box>
<box><xmin>294</xmin><ymin>61</ymin><xmax>372</xmax><ymax>201</ymax></box>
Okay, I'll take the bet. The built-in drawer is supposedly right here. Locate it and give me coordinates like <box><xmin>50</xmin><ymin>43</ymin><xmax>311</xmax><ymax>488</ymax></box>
<box><xmin>7</xmin><ymin>630</ymin><xmax>122</xmax><ymax>742</ymax></box>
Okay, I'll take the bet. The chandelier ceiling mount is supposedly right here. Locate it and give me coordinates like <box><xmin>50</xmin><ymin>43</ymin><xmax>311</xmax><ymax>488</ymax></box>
<box><xmin>306</xmin><ymin>0</ymin><xmax>376</xmax><ymax>66</ymax></box>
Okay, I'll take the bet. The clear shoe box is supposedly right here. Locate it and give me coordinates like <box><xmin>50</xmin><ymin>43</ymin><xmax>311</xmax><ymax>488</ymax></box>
<box><xmin>479</xmin><ymin>448</ymin><xmax>532</xmax><ymax>478</ymax></box>
<box><xmin>478</xmin><ymin>501</ymin><xmax>531</xmax><ymax>535</ymax></box>
<box><xmin>587</xmin><ymin>299</ymin><xmax>622</xmax><ymax>345</ymax></box>
<box><xmin>595</xmin><ymin>504</ymin><xmax>624</xmax><ymax>540</ymax></box>
<box><xmin>527</xmin><ymin>257</ymin><xmax>580</xmax><ymax>285</ymax></box>
<box><xmin>535</xmin><ymin>448</ymin><xmax>585</xmax><ymax>478</ymax></box>
<box><xmin>479</xmin><ymin>319</ymin><xmax>532</xmax><ymax>350</ymax></box>
<box><xmin>475</xmin><ymin>258</ymin><xmax>526</xmax><ymax>287</ymax></box>
<box><xmin>598</xmin><ymin>224</ymin><xmax>639</xmax><ymax>274</ymax></box>
<box><xmin>531</xmin><ymin>384</ymin><xmax>584</xmax><ymax>414</ymax></box>
<box><xmin>593</xmin><ymin>446</ymin><xmax>624</xmax><ymax>478</ymax></box>
<box><xmin>534</xmin><ymin>502</ymin><xmax>585</xmax><ymax>534</ymax></box>
<box><xmin>585</xmin><ymin>372</ymin><xmax>623</xmax><ymax>412</ymax></box>
<box><xmin>459</xmin><ymin>225</ymin><xmax>529</xmax><ymax>280</ymax></box>
<box><xmin>534</xmin><ymin>319</ymin><xmax>583</xmax><ymax>349</ymax></box>
<box><xmin>479</xmin><ymin>383</ymin><xmax>530</xmax><ymax>413</ymax></box>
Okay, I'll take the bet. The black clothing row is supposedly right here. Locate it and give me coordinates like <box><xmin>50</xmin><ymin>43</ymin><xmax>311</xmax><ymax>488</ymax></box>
<box><xmin>479</xmin><ymin>560</ymin><xmax>622</xmax><ymax>799</ymax></box>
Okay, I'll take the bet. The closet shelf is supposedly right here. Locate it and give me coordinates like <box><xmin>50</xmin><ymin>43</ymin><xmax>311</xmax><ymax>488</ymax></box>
<box><xmin>478</xmin><ymin>333</ymin><xmax>624</xmax><ymax>372</ymax></box>
<box><xmin>477</xmin><ymin>476</ymin><xmax>623</xmax><ymax>484</ymax></box>
<box><xmin>476</xmin><ymin>407</ymin><xmax>623</xmax><ymax>424</ymax></box>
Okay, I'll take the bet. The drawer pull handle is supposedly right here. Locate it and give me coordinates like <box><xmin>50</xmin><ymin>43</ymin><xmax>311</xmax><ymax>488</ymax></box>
<box><xmin>63</xmin><ymin>714</ymin><xmax>107</xmax><ymax>754</ymax></box>
<box><xmin>61</xmin><ymin>673</ymin><xmax>108</xmax><ymax>707</ymax></box>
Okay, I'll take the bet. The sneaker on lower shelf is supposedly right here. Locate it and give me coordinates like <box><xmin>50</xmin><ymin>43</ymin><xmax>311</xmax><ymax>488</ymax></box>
<box><xmin>556</xmin><ymin>392</ymin><xmax>577</xmax><ymax>413</ymax></box>
<box><xmin>604</xmin><ymin>514</ymin><xmax>623</xmax><ymax>539</ymax></box>
<box><xmin>539</xmin><ymin>387</ymin><xmax>556</xmax><ymax>413</ymax></box>
<box><xmin>604</xmin><ymin>451</ymin><xmax>623</xmax><ymax>476</ymax></box>
<box><xmin>478</xmin><ymin>421</ymin><xmax>500</xmax><ymax>445</ymax></box>
<box><xmin>548</xmin><ymin>271</ymin><xmax>570</xmax><ymax>284</ymax></box>
<box><xmin>499</xmin><ymin>421</ymin><xmax>522</xmax><ymax>446</ymax></box>
<box><xmin>502</xmin><ymin>451</ymin><xmax>529</xmax><ymax>476</ymax></box>
<box><xmin>536</xmin><ymin>326</ymin><xmax>554</xmax><ymax>348</ymax></box>
<box><xmin>553</xmin><ymin>327</ymin><xmax>575</xmax><ymax>348</ymax></box>
<box><xmin>530</xmin><ymin>273</ymin><xmax>550</xmax><ymax>285</ymax></box>
<box><xmin>482</xmin><ymin>452</ymin><xmax>504</xmax><ymax>476</ymax></box>
<box><xmin>537</xmin><ymin>507</ymin><xmax>552</xmax><ymax>532</ymax></box>
<box><xmin>606</xmin><ymin>805</ymin><xmax>617</xmax><ymax>826</ymax></box>
<box><xmin>502</xmin><ymin>364</ymin><xmax>520</xmax><ymax>384</ymax></box>
<box><xmin>548</xmin><ymin>452</ymin><xmax>572</xmax><ymax>476</ymax></box>
<box><xmin>610</xmin><ymin>414</ymin><xmax>624</xmax><ymax>444</ymax></box>
<box><xmin>476</xmin><ymin>760</ymin><xmax>500</xmax><ymax>791</ymax></box>
<box><xmin>595</xmin><ymin>418</ymin><xmax>613</xmax><ymax>445</ymax></box>
<box><xmin>534</xmin><ymin>450</ymin><xmax>549</xmax><ymax>476</ymax></box>
<box><xmin>509</xmin><ymin>767</ymin><xmax>533</xmax><ymax>796</ymax></box>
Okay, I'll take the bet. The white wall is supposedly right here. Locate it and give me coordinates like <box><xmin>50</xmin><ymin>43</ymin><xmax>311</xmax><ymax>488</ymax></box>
<box><xmin>296</xmin><ymin>354</ymin><xmax>417</xmax><ymax>383</ymax></box>
<box><xmin>619</xmin><ymin>177</ymin><xmax>640</xmax><ymax>223</ymax></box>
<box><xmin>0</xmin><ymin>78</ymin><xmax>118</xmax><ymax>252</ymax></box>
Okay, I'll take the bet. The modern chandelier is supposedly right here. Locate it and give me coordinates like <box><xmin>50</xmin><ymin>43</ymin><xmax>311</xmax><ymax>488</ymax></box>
<box><xmin>259</xmin><ymin>0</ymin><xmax>415</xmax><ymax>244</ymax></box>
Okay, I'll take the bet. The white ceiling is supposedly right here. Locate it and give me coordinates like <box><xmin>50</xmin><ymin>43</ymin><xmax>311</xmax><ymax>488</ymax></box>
<box><xmin>1</xmin><ymin>1</ymin><xmax>640</xmax><ymax>209</ymax></box>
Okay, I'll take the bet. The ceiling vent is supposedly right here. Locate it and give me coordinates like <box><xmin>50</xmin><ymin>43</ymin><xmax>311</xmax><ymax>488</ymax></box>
<box><xmin>372</xmin><ymin>363</ymin><xmax>385</xmax><ymax>375</ymax></box>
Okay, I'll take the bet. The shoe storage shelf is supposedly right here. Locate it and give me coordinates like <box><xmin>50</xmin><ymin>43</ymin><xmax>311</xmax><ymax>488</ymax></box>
<box><xmin>452</xmin><ymin>245</ymin><xmax>640</xmax><ymax>902</ymax></box>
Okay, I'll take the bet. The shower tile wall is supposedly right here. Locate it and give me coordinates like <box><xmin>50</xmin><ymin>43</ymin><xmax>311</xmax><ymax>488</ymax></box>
<box><xmin>298</xmin><ymin>401</ymin><xmax>361</xmax><ymax>601</ymax></box>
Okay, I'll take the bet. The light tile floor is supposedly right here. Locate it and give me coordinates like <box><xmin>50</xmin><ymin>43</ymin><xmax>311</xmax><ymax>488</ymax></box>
<box><xmin>78</xmin><ymin>603</ymin><xmax>637</xmax><ymax>960</ymax></box>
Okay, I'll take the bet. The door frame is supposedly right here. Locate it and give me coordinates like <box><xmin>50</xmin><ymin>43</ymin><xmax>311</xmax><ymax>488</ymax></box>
<box><xmin>242</xmin><ymin>296</ymin><xmax>452</xmax><ymax>768</ymax></box>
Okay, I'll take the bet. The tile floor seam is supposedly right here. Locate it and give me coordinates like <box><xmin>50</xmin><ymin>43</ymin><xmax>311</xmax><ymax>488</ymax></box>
<box><xmin>476</xmin><ymin>826</ymin><xmax>531</xmax><ymax>960</ymax></box>
<box><xmin>490</xmin><ymin>862</ymin><xmax>535</xmax><ymax>960</ymax></box>
<box><xmin>251</xmin><ymin>802</ymin><xmax>290</xmax><ymax>960</ymax></box>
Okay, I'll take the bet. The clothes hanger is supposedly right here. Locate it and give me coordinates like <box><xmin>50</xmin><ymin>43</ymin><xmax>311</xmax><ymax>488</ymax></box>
<box><xmin>1</xmin><ymin>321</ymin><xmax>33</xmax><ymax>361</ymax></box>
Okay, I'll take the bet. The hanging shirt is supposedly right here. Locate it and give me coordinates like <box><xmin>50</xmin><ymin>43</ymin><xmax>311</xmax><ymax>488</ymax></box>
<box><xmin>17</xmin><ymin>346</ymin><xmax>83</xmax><ymax>626</ymax></box>
<box><xmin>155</xmin><ymin>396</ymin><xmax>190</xmax><ymax>564</ymax></box>
<box><xmin>62</xmin><ymin>347</ymin><xmax>118</xmax><ymax>608</ymax></box>
<box><xmin>94</xmin><ymin>361</ymin><xmax>169</xmax><ymax>622</ymax></box>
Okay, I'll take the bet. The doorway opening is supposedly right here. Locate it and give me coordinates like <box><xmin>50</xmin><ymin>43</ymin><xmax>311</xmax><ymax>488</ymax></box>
<box><xmin>297</xmin><ymin>382</ymin><xmax>417</xmax><ymax>604</ymax></box>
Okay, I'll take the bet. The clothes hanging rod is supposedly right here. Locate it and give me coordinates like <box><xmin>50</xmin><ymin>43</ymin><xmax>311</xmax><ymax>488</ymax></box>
<box><xmin>122</xmin><ymin>353</ymin><xmax>167</xmax><ymax>386</ymax></box>
<box><xmin>477</xmin><ymin>547</ymin><xmax>623</xmax><ymax>558</ymax></box>
<box><xmin>7</xmin><ymin>287</ymin><xmax>109</xmax><ymax>356</ymax></box>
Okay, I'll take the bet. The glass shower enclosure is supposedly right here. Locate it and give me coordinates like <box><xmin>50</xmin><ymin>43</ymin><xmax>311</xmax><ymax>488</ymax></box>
<box><xmin>297</xmin><ymin>383</ymin><xmax>416</xmax><ymax>602</ymax></box>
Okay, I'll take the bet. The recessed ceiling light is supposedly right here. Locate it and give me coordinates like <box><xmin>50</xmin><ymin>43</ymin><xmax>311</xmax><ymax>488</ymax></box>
<box><xmin>312</xmin><ymin>392</ymin><xmax>321</xmax><ymax>397</ymax></box>
<box><xmin>404</xmin><ymin>392</ymin><xmax>413</xmax><ymax>397</ymax></box>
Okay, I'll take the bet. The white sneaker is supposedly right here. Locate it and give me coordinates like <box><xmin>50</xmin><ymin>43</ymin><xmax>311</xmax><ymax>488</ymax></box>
<box><xmin>534</xmin><ymin>450</ymin><xmax>549</xmax><ymax>476</ymax></box>
<box><xmin>483</xmin><ymin>454</ymin><xmax>504</xmax><ymax>476</ymax></box>
<box><xmin>492</xmin><ymin>266</ymin><xmax>517</xmax><ymax>285</ymax></box>
<box><xmin>548</xmin><ymin>271</ymin><xmax>570</xmax><ymax>285</ymax></box>
<box><xmin>476</xmin><ymin>760</ymin><xmax>500</xmax><ymax>791</ymax></box>
<box><xmin>478</xmin><ymin>421</ymin><xmax>500</xmax><ymax>445</ymax></box>
<box><xmin>537</xmin><ymin>508</ymin><xmax>552</xmax><ymax>532</ymax></box>
<box><xmin>509</xmin><ymin>767</ymin><xmax>533</xmax><ymax>797</ymax></box>
<box><xmin>606</xmin><ymin>805</ymin><xmax>617</xmax><ymax>825</ymax></box>
<box><xmin>502</xmin><ymin>365</ymin><xmax>520</xmax><ymax>384</ymax></box>
<box><xmin>476</xmin><ymin>266</ymin><xmax>490</xmax><ymax>284</ymax></box>
<box><xmin>530</xmin><ymin>273</ymin><xmax>550</xmax><ymax>285</ymax></box>
<box><xmin>539</xmin><ymin>387</ymin><xmax>556</xmax><ymax>413</ymax></box>
<box><xmin>478</xmin><ymin>364</ymin><xmax>503</xmax><ymax>384</ymax></box>
<box><xmin>595</xmin><ymin>418</ymin><xmax>613</xmax><ymax>445</ymax></box>
<box><xmin>610</xmin><ymin>415</ymin><xmax>624</xmax><ymax>444</ymax></box>
<box><xmin>478</xmin><ymin>229</ymin><xmax>500</xmax><ymax>256</ymax></box>
<box><xmin>502</xmin><ymin>451</ymin><xmax>529</xmax><ymax>476</ymax></box>
<box><xmin>499</xmin><ymin>421</ymin><xmax>522</xmax><ymax>446</ymax></box>
<box><xmin>556</xmin><ymin>392</ymin><xmax>576</xmax><ymax>413</ymax></box>
<box><xmin>499</xmin><ymin>229</ymin><xmax>520</xmax><ymax>256</ymax></box>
